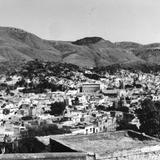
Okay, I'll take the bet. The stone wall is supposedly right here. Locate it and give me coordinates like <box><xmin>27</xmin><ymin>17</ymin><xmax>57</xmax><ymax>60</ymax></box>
<box><xmin>1</xmin><ymin>147</ymin><xmax>160</xmax><ymax>160</ymax></box>
<box><xmin>98</xmin><ymin>145</ymin><xmax>160</xmax><ymax>160</ymax></box>
<box><xmin>0</xmin><ymin>152</ymin><xmax>93</xmax><ymax>160</ymax></box>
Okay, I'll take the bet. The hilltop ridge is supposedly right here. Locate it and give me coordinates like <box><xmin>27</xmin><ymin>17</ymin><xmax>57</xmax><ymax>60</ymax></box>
<box><xmin>0</xmin><ymin>27</ymin><xmax>159</xmax><ymax>71</ymax></box>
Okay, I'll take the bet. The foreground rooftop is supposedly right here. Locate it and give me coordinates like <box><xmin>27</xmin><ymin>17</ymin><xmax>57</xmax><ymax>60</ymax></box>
<box><xmin>37</xmin><ymin>130</ymin><xmax>160</xmax><ymax>158</ymax></box>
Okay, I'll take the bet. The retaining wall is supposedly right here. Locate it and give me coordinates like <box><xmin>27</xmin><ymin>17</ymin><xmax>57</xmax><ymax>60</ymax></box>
<box><xmin>0</xmin><ymin>152</ymin><xmax>93</xmax><ymax>160</ymax></box>
<box><xmin>99</xmin><ymin>145</ymin><xmax>160</xmax><ymax>160</ymax></box>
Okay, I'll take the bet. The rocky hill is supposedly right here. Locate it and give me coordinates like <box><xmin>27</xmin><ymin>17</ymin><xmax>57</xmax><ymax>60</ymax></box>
<box><xmin>0</xmin><ymin>26</ymin><xmax>160</xmax><ymax>71</ymax></box>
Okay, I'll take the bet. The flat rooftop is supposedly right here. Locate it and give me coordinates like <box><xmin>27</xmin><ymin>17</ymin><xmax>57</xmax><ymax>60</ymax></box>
<box><xmin>37</xmin><ymin>130</ymin><xmax>160</xmax><ymax>158</ymax></box>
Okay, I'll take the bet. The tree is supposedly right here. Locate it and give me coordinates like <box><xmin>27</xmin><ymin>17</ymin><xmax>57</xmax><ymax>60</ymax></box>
<box><xmin>135</xmin><ymin>99</ymin><xmax>160</xmax><ymax>138</ymax></box>
<box><xmin>50</xmin><ymin>102</ymin><xmax>66</xmax><ymax>116</ymax></box>
<box><xmin>116</xmin><ymin>113</ymin><xmax>137</xmax><ymax>131</ymax></box>
<box><xmin>3</xmin><ymin>108</ymin><xmax>10</xmax><ymax>115</ymax></box>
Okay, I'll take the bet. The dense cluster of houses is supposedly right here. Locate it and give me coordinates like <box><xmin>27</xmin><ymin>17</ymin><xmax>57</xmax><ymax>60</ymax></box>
<box><xmin>0</xmin><ymin>69</ymin><xmax>159</xmax><ymax>145</ymax></box>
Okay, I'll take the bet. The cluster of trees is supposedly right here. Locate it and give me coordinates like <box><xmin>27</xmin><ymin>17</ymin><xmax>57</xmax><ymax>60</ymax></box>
<box><xmin>93</xmin><ymin>63</ymin><xmax>160</xmax><ymax>75</ymax></box>
<box><xmin>93</xmin><ymin>64</ymin><xmax>121</xmax><ymax>75</ymax></box>
<box><xmin>83</xmin><ymin>73</ymin><xmax>101</xmax><ymax>80</ymax></box>
<box><xmin>18</xmin><ymin>80</ymin><xmax>66</xmax><ymax>94</ymax></box>
<box><xmin>27</xmin><ymin>124</ymin><xmax>70</xmax><ymax>137</ymax></box>
<box><xmin>20</xmin><ymin>60</ymin><xmax>82</xmax><ymax>79</ymax></box>
<box><xmin>13</xmin><ymin>60</ymin><xmax>86</xmax><ymax>93</ymax></box>
<box><xmin>135</xmin><ymin>99</ymin><xmax>160</xmax><ymax>138</ymax></box>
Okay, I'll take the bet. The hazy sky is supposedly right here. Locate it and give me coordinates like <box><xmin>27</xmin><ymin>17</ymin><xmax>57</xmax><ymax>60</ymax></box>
<box><xmin>0</xmin><ymin>0</ymin><xmax>159</xmax><ymax>43</ymax></box>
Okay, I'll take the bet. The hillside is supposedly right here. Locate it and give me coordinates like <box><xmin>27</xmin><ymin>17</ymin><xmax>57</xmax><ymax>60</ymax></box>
<box><xmin>115</xmin><ymin>41</ymin><xmax>160</xmax><ymax>65</ymax></box>
<box><xmin>46</xmin><ymin>37</ymin><xmax>144</xmax><ymax>67</ymax></box>
<box><xmin>0</xmin><ymin>27</ymin><xmax>159</xmax><ymax>71</ymax></box>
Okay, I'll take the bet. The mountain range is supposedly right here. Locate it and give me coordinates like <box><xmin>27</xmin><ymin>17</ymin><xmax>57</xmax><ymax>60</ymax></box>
<box><xmin>0</xmin><ymin>26</ymin><xmax>160</xmax><ymax>69</ymax></box>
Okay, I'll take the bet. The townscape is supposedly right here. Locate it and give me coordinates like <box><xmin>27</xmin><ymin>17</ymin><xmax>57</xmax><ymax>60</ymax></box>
<box><xmin>1</xmin><ymin>0</ymin><xmax>160</xmax><ymax>159</ymax></box>
<box><xmin>0</xmin><ymin>60</ymin><xmax>160</xmax><ymax>154</ymax></box>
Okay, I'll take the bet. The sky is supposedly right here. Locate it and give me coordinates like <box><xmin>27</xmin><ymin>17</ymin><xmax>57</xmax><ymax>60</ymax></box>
<box><xmin>0</xmin><ymin>0</ymin><xmax>160</xmax><ymax>44</ymax></box>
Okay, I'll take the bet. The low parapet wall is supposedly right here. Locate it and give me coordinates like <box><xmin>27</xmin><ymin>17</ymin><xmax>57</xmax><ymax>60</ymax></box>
<box><xmin>99</xmin><ymin>145</ymin><xmax>160</xmax><ymax>160</ymax></box>
<box><xmin>0</xmin><ymin>152</ymin><xmax>92</xmax><ymax>160</ymax></box>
